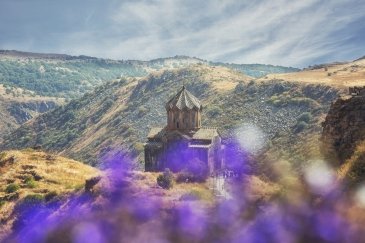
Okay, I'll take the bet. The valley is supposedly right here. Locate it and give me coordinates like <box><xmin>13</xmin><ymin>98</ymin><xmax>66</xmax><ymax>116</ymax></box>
<box><xmin>1</xmin><ymin>50</ymin><xmax>365</xmax><ymax>242</ymax></box>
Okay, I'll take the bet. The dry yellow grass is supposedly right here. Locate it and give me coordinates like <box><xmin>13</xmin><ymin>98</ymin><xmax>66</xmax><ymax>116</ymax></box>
<box><xmin>0</xmin><ymin>149</ymin><xmax>99</xmax><ymax>195</ymax></box>
<box><xmin>122</xmin><ymin>171</ymin><xmax>215</xmax><ymax>205</ymax></box>
<box><xmin>145</xmin><ymin>64</ymin><xmax>252</xmax><ymax>92</ymax></box>
<box><xmin>338</xmin><ymin>140</ymin><xmax>365</xmax><ymax>182</ymax></box>
<box><xmin>259</xmin><ymin>59</ymin><xmax>365</xmax><ymax>88</ymax></box>
<box><xmin>67</xmin><ymin>80</ymin><xmax>139</xmax><ymax>154</ymax></box>
<box><xmin>192</xmin><ymin>65</ymin><xmax>252</xmax><ymax>91</ymax></box>
<box><xmin>0</xmin><ymin>149</ymin><xmax>100</xmax><ymax>238</ymax></box>
<box><xmin>0</xmin><ymin>149</ymin><xmax>99</xmax><ymax>213</ymax></box>
<box><xmin>0</xmin><ymin>84</ymin><xmax>64</xmax><ymax>102</ymax></box>
<box><xmin>242</xmin><ymin>175</ymin><xmax>281</xmax><ymax>202</ymax></box>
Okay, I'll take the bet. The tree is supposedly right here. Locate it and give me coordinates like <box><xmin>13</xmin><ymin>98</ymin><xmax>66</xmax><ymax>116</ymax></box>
<box><xmin>157</xmin><ymin>168</ymin><xmax>174</xmax><ymax>189</ymax></box>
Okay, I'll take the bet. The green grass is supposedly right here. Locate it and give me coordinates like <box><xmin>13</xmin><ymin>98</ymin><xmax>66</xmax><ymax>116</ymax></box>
<box><xmin>6</xmin><ymin>183</ymin><xmax>20</xmax><ymax>193</ymax></box>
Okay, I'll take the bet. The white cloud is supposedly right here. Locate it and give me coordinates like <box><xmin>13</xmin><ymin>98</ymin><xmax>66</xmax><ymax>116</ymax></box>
<box><xmin>98</xmin><ymin>0</ymin><xmax>365</xmax><ymax>66</ymax></box>
<box><xmin>1</xmin><ymin>0</ymin><xmax>364</xmax><ymax>66</ymax></box>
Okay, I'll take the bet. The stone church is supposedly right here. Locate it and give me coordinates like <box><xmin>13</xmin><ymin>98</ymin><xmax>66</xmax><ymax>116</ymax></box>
<box><xmin>144</xmin><ymin>86</ymin><xmax>222</xmax><ymax>174</ymax></box>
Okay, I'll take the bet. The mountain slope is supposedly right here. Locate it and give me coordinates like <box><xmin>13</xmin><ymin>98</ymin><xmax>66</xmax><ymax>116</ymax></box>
<box><xmin>259</xmin><ymin>58</ymin><xmax>365</xmax><ymax>88</ymax></box>
<box><xmin>0</xmin><ymin>65</ymin><xmax>251</xmax><ymax>165</ymax></box>
<box><xmin>0</xmin><ymin>85</ymin><xmax>62</xmax><ymax>141</ymax></box>
<box><xmin>0</xmin><ymin>50</ymin><xmax>299</xmax><ymax>99</ymax></box>
<box><xmin>0</xmin><ymin>63</ymin><xmax>342</xmax><ymax>168</ymax></box>
<box><xmin>0</xmin><ymin>149</ymin><xmax>99</xmax><ymax>239</ymax></box>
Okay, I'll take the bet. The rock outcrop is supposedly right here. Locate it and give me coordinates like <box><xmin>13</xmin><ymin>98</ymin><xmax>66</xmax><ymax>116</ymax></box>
<box><xmin>7</xmin><ymin>100</ymin><xmax>57</xmax><ymax>124</ymax></box>
<box><xmin>322</xmin><ymin>94</ymin><xmax>365</xmax><ymax>165</ymax></box>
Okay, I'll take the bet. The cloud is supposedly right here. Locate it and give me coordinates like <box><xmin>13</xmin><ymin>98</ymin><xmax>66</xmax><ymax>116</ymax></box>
<box><xmin>0</xmin><ymin>0</ymin><xmax>364</xmax><ymax>67</ymax></box>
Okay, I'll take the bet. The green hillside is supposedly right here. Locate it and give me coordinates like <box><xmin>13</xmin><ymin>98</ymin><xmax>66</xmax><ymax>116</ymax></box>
<box><xmin>0</xmin><ymin>51</ymin><xmax>299</xmax><ymax>99</ymax></box>
<box><xmin>0</xmin><ymin>63</ymin><xmax>341</xmax><ymax>170</ymax></box>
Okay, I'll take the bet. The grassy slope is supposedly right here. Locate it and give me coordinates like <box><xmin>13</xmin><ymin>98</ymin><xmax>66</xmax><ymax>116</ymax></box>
<box><xmin>0</xmin><ymin>56</ymin><xmax>147</xmax><ymax>98</ymax></box>
<box><xmin>0</xmin><ymin>152</ymin><xmax>281</xmax><ymax>241</ymax></box>
<box><xmin>0</xmin><ymin>149</ymin><xmax>99</xmax><ymax>238</ymax></box>
<box><xmin>0</xmin><ymin>149</ymin><xmax>220</xmax><ymax>241</ymax></box>
<box><xmin>259</xmin><ymin>58</ymin><xmax>365</xmax><ymax>88</ymax></box>
<box><xmin>0</xmin><ymin>50</ymin><xmax>299</xmax><ymax>99</ymax></box>
<box><xmin>0</xmin><ymin>63</ymin><xmax>344</xmax><ymax>170</ymax></box>
<box><xmin>0</xmin><ymin>65</ymin><xmax>250</xmax><ymax>165</ymax></box>
<box><xmin>338</xmin><ymin>140</ymin><xmax>365</xmax><ymax>187</ymax></box>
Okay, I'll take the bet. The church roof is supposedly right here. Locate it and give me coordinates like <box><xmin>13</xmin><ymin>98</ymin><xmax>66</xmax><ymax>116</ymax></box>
<box><xmin>165</xmin><ymin>86</ymin><xmax>202</xmax><ymax>110</ymax></box>
<box><xmin>191</xmin><ymin>127</ymin><xmax>219</xmax><ymax>140</ymax></box>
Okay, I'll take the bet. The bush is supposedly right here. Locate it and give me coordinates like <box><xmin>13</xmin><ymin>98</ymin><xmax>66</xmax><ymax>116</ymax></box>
<box><xmin>24</xmin><ymin>176</ymin><xmax>37</xmax><ymax>188</ymax></box>
<box><xmin>6</xmin><ymin>183</ymin><xmax>20</xmax><ymax>193</ymax></box>
<box><xmin>297</xmin><ymin>112</ymin><xmax>312</xmax><ymax>123</ymax></box>
<box><xmin>294</xmin><ymin>121</ymin><xmax>308</xmax><ymax>133</ymax></box>
<box><xmin>0</xmin><ymin>152</ymin><xmax>6</xmax><ymax>161</ymax></box>
<box><xmin>19</xmin><ymin>194</ymin><xmax>44</xmax><ymax>208</ymax></box>
<box><xmin>14</xmin><ymin>194</ymin><xmax>45</xmax><ymax>216</ymax></box>
<box><xmin>157</xmin><ymin>168</ymin><xmax>174</xmax><ymax>189</ymax></box>
<box><xmin>0</xmin><ymin>152</ymin><xmax>7</xmax><ymax>167</ymax></box>
<box><xmin>138</xmin><ymin>106</ymin><xmax>149</xmax><ymax>117</ymax></box>
<box><xmin>234</xmin><ymin>82</ymin><xmax>245</xmax><ymax>93</ymax></box>
<box><xmin>207</xmin><ymin>106</ymin><xmax>222</xmax><ymax>117</ymax></box>
<box><xmin>45</xmin><ymin>191</ymin><xmax>58</xmax><ymax>201</ymax></box>
<box><xmin>177</xmin><ymin>158</ymin><xmax>208</xmax><ymax>183</ymax></box>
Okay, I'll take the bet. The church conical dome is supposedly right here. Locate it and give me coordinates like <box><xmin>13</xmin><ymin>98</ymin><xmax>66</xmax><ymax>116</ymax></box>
<box><xmin>165</xmin><ymin>86</ymin><xmax>202</xmax><ymax>110</ymax></box>
<box><xmin>166</xmin><ymin>86</ymin><xmax>202</xmax><ymax>130</ymax></box>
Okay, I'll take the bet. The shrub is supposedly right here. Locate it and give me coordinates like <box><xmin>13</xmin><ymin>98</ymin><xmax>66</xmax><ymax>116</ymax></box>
<box><xmin>0</xmin><ymin>152</ymin><xmax>7</xmax><ymax>167</ymax></box>
<box><xmin>15</xmin><ymin>194</ymin><xmax>45</xmax><ymax>214</ymax></box>
<box><xmin>297</xmin><ymin>112</ymin><xmax>312</xmax><ymax>123</ymax></box>
<box><xmin>177</xmin><ymin>158</ymin><xmax>208</xmax><ymax>183</ymax></box>
<box><xmin>234</xmin><ymin>82</ymin><xmax>245</xmax><ymax>92</ymax></box>
<box><xmin>207</xmin><ymin>106</ymin><xmax>222</xmax><ymax>117</ymax></box>
<box><xmin>25</xmin><ymin>176</ymin><xmax>37</xmax><ymax>188</ymax></box>
<box><xmin>157</xmin><ymin>168</ymin><xmax>174</xmax><ymax>189</ymax></box>
<box><xmin>22</xmin><ymin>194</ymin><xmax>44</xmax><ymax>206</ymax></box>
<box><xmin>0</xmin><ymin>200</ymin><xmax>5</xmax><ymax>208</ymax></box>
<box><xmin>6</xmin><ymin>183</ymin><xmax>20</xmax><ymax>193</ymax></box>
<box><xmin>45</xmin><ymin>191</ymin><xmax>58</xmax><ymax>201</ymax></box>
<box><xmin>294</xmin><ymin>121</ymin><xmax>308</xmax><ymax>133</ymax></box>
<box><xmin>45</xmin><ymin>154</ymin><xmax>56</xmax><ymax>161</ymax></box>
<box><xmin>0</xmin><ymin>152</ymin><xmax>6</xmax><ymax>161</ymax></box>
<box><xmin>138</xmin><ymin>106</ymin><xmax>149</xmax><ymax>117</ymax></box>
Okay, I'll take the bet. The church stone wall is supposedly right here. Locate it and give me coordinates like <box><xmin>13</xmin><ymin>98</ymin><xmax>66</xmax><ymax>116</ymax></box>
<box><xmin>167</xmin><ymin>109</ymin><xmax>200</xmax><ymax>130</ymax></box>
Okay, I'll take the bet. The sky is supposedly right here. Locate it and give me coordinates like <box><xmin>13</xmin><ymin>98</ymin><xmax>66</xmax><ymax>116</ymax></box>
<box><xmin>0</xmin><ymin>0</ymin><xmax>364</xmax><ymax>67</ymax></box>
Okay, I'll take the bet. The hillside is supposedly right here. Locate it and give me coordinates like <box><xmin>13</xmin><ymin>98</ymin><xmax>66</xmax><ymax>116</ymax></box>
<box><xmin>2</xmin><ymin>150</ymin><xmax>365</xmax><ymax>243</ymax></box>
<box><xmin>0</xmin><ymin>84</ymin><xmax>62</xmax><ymax>141</ymax></box>
<box><xmin>0</xmin><ymin>63</ymin><xmax>342</xmax><ymax>169</ymax></box>
<box><xmin>0</xmin><ymin>149</ymin><xmax>99</xmax><ymax>239</ymax></box>
<box><xmin>0</xmin><ymin>50</ymin><xmax>299</xmax><ymax>99</ymax></box>
<box><xmin>259</xmin><ymin>58</ymin><xmax>365</xmax><ymax>88</ymax></box>
<box><xmin>0</xmin><ymin>149</ymin><xmax>220</xmax><ymax>242</ymax></box>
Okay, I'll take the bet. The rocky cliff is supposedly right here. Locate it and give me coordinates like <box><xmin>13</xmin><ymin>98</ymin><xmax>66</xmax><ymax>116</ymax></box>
<box><xmin>322</xmin><ymin>93</ymin><xmax>365</xmax><ymax>165</ymax></box>
<box><xmin>6</xmin><ymin>101</ymin><xmax>57</xmax><ymax>124</ymax></box>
